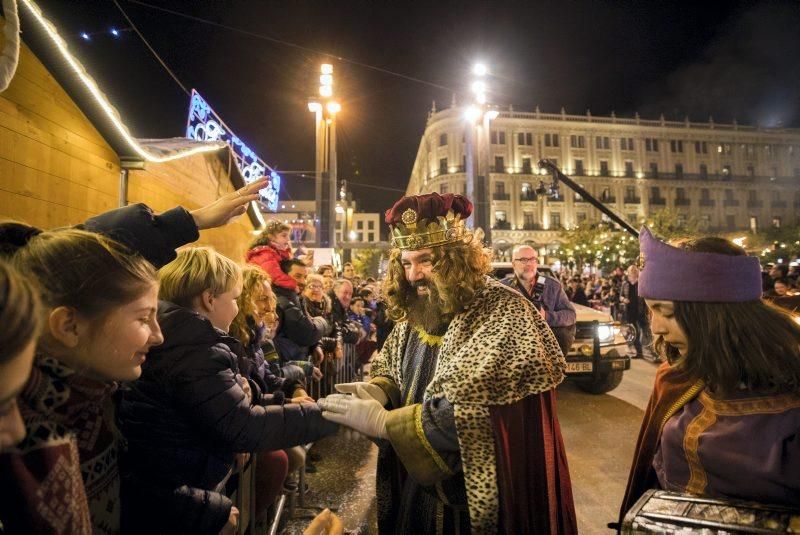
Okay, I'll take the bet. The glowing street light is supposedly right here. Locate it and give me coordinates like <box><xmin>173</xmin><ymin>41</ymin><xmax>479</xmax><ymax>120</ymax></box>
<box><xmin>471</xmin><ymin>80</ymin><xmax>486</xmax><ymax>94</ymax></box>
<box><xmin>473</xmin><ymin>63</ymin><xmax>488</xmax><ymax>76</ymax></box>
<box><xmin>321</xmin><ymin>63</ymin><xmax>333</xmax><ymax>75</ymax></box>
<box><xmin>307</xmin><ymin>101</ymin><xmax>322</xmax><ymax>113</ymax></box>
<box><xmin>110</xmin><ymin>28</ymin><xmax>120</xmax><ymax>37</ymax></box>
<box><xmin>80</xmin><ymin>32</ymin><xmax>90</xmax><ymax>41</ymax></box>
<box><xmin>319</xmin><ymin>85</ymin><xmax>333</xmax><ymax>97</ymax></box>
<box><xmin>349</xmin><ymin>230</ymin><xmax>358</xmax><ymax>241</ymax></box>
<box><xmin>326</xmin><ymin>101</ymin><xmax>341</xmax><ymax>114</ymax></box>
<box><xmin>464</xmin><ymin>105</ymin><xmax>481</xmax><ymax>122</ymax></box>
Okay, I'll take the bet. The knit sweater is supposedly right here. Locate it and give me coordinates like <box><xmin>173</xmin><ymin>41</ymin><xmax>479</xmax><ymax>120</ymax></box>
<box><xmin>0</xmin><ymin>356</ymin><xmax>120</xmax><ymax>534</ymax></box>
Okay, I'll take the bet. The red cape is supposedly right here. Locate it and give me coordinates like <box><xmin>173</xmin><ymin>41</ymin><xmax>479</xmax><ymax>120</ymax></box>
<box><xmin>491</xmin><ymin>389</ymin><xmax>578</xmax><ymax>534</ymax></box>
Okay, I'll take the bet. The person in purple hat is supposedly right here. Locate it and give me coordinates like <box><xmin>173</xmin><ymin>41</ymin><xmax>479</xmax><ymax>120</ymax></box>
<box><xmin>619</xmin><ymin>229</ymin><xmax>800</xmax><ymax>522</ymax></box>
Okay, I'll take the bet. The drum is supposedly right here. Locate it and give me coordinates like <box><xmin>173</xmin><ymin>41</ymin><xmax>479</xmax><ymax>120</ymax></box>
<box><xmin>622</xmin><ymin>490</ymin><xmax>800</xmax><ymax>534</ymax></box>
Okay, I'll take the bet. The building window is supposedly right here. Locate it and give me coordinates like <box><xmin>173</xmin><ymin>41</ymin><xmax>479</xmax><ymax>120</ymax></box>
<box><xmin>544</xmin><ymin>133</ymin><xmax>560</xmax><ymax>147</ymax></box>
<box><xmin>701</xmin><ymin>188</ymin><xmax>711</xmax><ymax>201</ymax></box>
<box><xmin>670</xmin><ymin>140</ymin><xmax>684</xmax><ymax>153</ymax></box>
<box><xmin>356</xmin><ymin>220</ymin><xmax>363</xmax><ymax>229</ymax></box>
<box><xmin>651</xmin><ymin>186</ymin><xmax>661</xmax><ymax>199</ymax></box>
<box><xmin>599</xmin><ymin>160</ymin><xmax>609</xmax><ymax>176</ymax></box>
<box><xmin>747</xmin><ymin>165</ymin><xmax>755</xmax><ymax>178</ymax></box>
<box><xmin>645</xmin><ymin>138</ymin><xmax>659</xmax><ymax>152</ymax></box>
<box><xmin>726</xmin><ymin>215</ymin><xmax>736</xmax><ymax>230</ymax></box>
<box><xmin>627</xmin><ymin>213</ymin><xmax>638</xmax><ymax>224</ymax></box>
<box><xmin>724</xmin><ymin>189</ymin><xmax>735</xmax><ymax>201</ymax></box>
<box><xmin>722</xmin><ymin>164</ymin><xmax>732</xmax><ymax>179</ymax></box>
<box><xmin>495</xmin><ymin>210</ymin><xmax>507</xmax><ymax>222</ymax></box>
<box><xmin>495</xmin><ymin>182</ymin><xmax>506</xmax><ymax>195</ymax></box>
<box><xmin>676</xmin><ymin>187</ymin><xmax>686</xmax><ymax>200</ymax></box>
<box><xmin>518</xmin><ymin>132</ymin><xmax>533</xmax><ymax>146</ymax></box>
<box><xmin>718</xmin><ymin>144</ymin><xmax>732</xmax><ymax>155</ymax></box>
<box><xmin>576</xmin><ymin>213</ymin><xmax>587</xmax><ymax>225</ymax></box>
<box><xmin>695</xmin><ymin>141</ymin><xmax>708</xmax><ymax>154</ymax></box>
<box><xmin>550</xmin><ymin>212</ymin><xmax>561</xmax><ymax>229</ymax></box>
<box><xmin>699</xmin><ymin>164</ymin><xmax>708</xmax><ymax>180</ymax></box>
<box><xmin>620</xmin><ymin>138</ymin><xmax>634</xmax><ymax>151</ymax></box>
<box><xmin>440</xmin><ymin>183</ymin><xmax>449</xmax><ymax>194</ymax></box>
<box><xmin>494</xmin><ymin>156</ymin><xmax>505</xmax><ymax>172</ymax></box>
<box><xmin>625</xmin><ymin>186</ymin><xmax>636</xmax><ymax>200</ymax></box>
<box><xmin>522</xmin><ymin>158</ymin><xmax>532</xmax><ymax>174</ymax></box>
<box><xmin>750</xmin><ymin>216</ymin><xmax>758</xmax><ymax>233</ymax></box>
<box><xmin>596</xmin><ymin>136</ymin><xmax>610</xmax><ymax>150</ymax></box>
<box><xmin>523</xmin><ymin>212</ymin><xmax>535</xmax><ymax>229</ymax></box>
<box><xmin>624</xmin><ymin>161</ymin><xmax>634</xmax><ymax>177</ymax></box>
<box><xmin>491</xmin><ymin>130</ymin><xmax>506</xmax><ymax>144</ymax></box>
<box><xmin>600</xmin><ymin>187</ymin><xmax>612</xmax><ymax>201</ymax></box>
<box><xmin>439</xmin><ymin>158</ymin><xmax>447</xmax><ymax>175</ymax></box>
<box><xmin>649</xmin><ymin>162</ymin><xmax>659</xmax><ymax>178</ymax></box>
<box><xmin>771</xmin><ymin>166</ymin><xmax>779</xmax><ymax>180</ymax></box>
<box><xmin>675</xmin><ymin>163</ymin><xmax>684</xmax><ymax>179</ymax></box>
<box><xmin>368</xmin><ymin>220</ymin><xmax>374</xmax><ymax>230</ymax></box>
<box><xmin>570</xmin><ymin>135</ymin><xmax>586</xmax><ymax>149</ymax></box>
<box><xmin>357</xmin><ymin>232</ymin><xmax>364</xmax><ymax>241</ymax></box>
<box><xmin>773</xmin><ymin>216</ymin><xmax>782</xmax><ymax>228</ymax></box>
<box><xmin>575</xmin><ymin>159</ymin><xmax>585</xmax><ymax>176</ymax></box>
<box><xmin>439</xmin><ymin>133</ymin><xmax>447</xmax><ymax>147</ymax></box>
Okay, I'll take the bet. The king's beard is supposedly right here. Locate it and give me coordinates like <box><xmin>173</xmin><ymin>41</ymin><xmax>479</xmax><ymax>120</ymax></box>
<box><xmin>404</xmin><ymin>279</ymin><xmax>448</xmax><ymax>334</ymax></box>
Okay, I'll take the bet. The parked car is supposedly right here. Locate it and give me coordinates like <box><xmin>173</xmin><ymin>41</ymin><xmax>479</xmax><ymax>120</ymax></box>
<box><xmin>492</xmin><ymin>262</ymin><xmax>631</xmax><ymax>394</ymax></box>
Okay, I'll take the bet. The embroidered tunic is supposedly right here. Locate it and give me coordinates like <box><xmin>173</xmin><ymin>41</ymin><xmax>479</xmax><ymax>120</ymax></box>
<box><xmin>654</xmin><ymin>389</ymin><xmax>800</xmax><ymax>505</ymax></box>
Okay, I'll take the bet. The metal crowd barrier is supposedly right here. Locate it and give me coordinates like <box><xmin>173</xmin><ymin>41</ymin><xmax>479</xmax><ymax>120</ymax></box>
<box><xmin>309</xmin><ymin>342</ymin><xmax>362</xmax><ymax>400</ymax></box>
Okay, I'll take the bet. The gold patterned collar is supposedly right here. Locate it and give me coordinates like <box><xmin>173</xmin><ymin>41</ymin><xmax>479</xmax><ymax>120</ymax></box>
<box><xmin>411</xmin><ymin>324</ymin><xmax>444</xmax><ymax>346</ymax></box>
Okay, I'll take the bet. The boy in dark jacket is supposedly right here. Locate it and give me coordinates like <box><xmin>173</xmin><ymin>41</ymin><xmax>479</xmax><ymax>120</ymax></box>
<box><xmin>118</xmin><ymin>247</ymin><xmax>336</xmax><ymax>534</ymax></box>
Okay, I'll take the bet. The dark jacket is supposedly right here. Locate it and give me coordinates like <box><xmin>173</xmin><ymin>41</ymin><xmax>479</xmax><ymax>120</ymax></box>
<box><xmin>329</xmin><ymin>291</ymin><xmax>363</xmax><ymax>344</ymax></box>
<box><xmin>501</xmin><ymin>275</ymin><xmax>576</xmax><ymax>328</ymax></box>
<box><xmin>273</xmin><ymin>285</ymin><xmax>327</xmax><ymax>361</ymax></box>
<box><xmin>82</xmin><ymin>203</ymin><xmax>199</xmax><ymax>269</ymax></box>
<box><xmin>118</xmin><ymin>301</ymin><xmax>337</xmax><ymax>534</ymax></box>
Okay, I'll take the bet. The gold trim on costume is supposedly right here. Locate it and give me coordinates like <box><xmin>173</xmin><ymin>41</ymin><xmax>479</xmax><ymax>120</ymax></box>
<box><xmin>661</xmin><ymin>380</ymin><xmax>705</xmax><ymax>429</ymax></box>
<box><xmin>683</xmin><ymin>399</ymin><xmax>717</xmax><ymax>494</ymax></box>
<box><xmin>699</xmin><ymin>391</ymin><xmax>800</xmax><ymax>415</ymax></box>
<box><xmin>414</xmin><ymin>404</ymin><xmax>455</xmax><ymax>477</ymax></box>
<box><xmin>412</xmin><ymin>325</ymin><xmax>444</xmax><ymax>347</ymax></box>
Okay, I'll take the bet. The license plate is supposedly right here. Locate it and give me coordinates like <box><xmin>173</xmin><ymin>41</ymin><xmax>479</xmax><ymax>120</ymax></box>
<box><xmin>566</xmin><ymin>362</ymin><xmax>593</xmax><ymax>373</ymax></box>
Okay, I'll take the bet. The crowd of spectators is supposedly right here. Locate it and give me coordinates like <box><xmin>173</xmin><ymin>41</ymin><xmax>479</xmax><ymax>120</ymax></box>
<box><xmin>0</xmin><ymin>182</ymin><xmax>378</xmax><ymax>533</ymax></box>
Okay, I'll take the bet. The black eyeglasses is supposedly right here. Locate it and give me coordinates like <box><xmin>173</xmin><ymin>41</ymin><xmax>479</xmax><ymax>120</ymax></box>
<box><xmin>513</xmin><ymin>257</ymin><xmax>538</xmax><ymax>264</ymax></box>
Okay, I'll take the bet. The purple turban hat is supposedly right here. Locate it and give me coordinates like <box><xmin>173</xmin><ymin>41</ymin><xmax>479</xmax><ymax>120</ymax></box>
<box><xmin>637</xmin><ymin>226</ymin><xmax>762</xmax><ymax>302</ymax></box>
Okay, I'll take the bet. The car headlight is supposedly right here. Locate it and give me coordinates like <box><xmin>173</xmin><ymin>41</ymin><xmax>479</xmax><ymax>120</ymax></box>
<box><xmin>597</xmin><ymin>324</ymin><xmax>614</xmax><ymax>343</ymax></box>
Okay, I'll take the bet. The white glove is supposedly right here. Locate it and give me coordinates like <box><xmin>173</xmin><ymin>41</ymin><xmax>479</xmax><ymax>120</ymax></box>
<box><xmin>335</xmin><ymin>382</ymin><xmax>389</xmax><ymax>406</ymax></box>
<box><xmin>319</xmin><ymin>387</ymin><xmax>389</xmax><ymax>439</ymax></box>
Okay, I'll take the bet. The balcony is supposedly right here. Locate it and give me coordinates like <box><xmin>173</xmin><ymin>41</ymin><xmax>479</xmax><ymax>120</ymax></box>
<box><xmin>772</xmin><ymin>201</ymin><xmax>788</xmax><ymax>208</ymax></box>
<box><xmin>520</xmin><ymin>193</ymin><xmax>537</xmax><ymax>202</ymax></box>
<box><xmin>674</xmin><ymin>198</ymin><xmax>691</xmax><ymax>206</ymax></box>
<box><xmin>428</xmin><ymin>165</ymin><xmax>464</xmax><ymax>179</ymax></box>
<box><xmin>623</xmin><ymin>196</ymin><xmax>641</xmax><ymax>204</ymax></box>
<box><xmin>601</xmin><ymin>196</ymin><xmax>617</xmax><ymax>204</ymax></box>
<box><xmin>522</xmin><ymin>223</ymin><xmax>543</xmax><ymax>230</ymax></box>
<box><xmin>490</xmin><ymin>166</ymin><xmax>508</xmax><ymax>173</ymax></box>
<box><xmin>723</xmin><ymin>199</ymin><xmax>740</xmax><ymax>207</ymax></box>
<box><xmin>492</xmin><ymin>192</ymin><xmax>511</xmax><ymax>201</ymax></box>
<box><xmin>649</xmin><ymin>198</ymin><xmax>666</xmax><ymax>205</ymax></box>
<box><xmin>747</xmin><ymin>200</ymin><xmax>763</xmax><ymax>208</ymax></box>
<box><xmin>492</xmin><ymin>220</ymin><xmax>512</xmax><ymax>230</ymax></box>
<box><xmin>699</xmin><ymin>199</ymin><xmax>715</xmax><ymax>207</ymax></box>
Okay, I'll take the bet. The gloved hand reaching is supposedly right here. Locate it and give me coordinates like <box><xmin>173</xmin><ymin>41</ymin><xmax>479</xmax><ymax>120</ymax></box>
<box><xmin>334</xmin><ymin>382</ymin><xmax>389</xmax><ymax>406</ymax></box>
<box><xmin>319</xmin><ymin>386</ymin><xmax>389</xmax><ymax>440</ymax></box>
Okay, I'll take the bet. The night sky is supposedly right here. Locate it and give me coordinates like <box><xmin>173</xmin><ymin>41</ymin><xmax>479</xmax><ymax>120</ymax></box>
<box><xmin>29</xmin><ymin>0</ymin><xmax>800</xmax><ymax>214</ymax></box>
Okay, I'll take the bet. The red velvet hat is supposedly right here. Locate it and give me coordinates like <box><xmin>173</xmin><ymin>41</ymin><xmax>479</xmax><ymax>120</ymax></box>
<box><xmin>385</xmin><ymin>193</ymin><xmax>473</xmax><ymax>250</ymax></box>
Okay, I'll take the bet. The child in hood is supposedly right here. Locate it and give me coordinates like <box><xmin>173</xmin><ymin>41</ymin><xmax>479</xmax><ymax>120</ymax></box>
<box><xmin>246</xmin><ymin>220</ymin><xmax>297</xmax><ymax>291</ymax></box>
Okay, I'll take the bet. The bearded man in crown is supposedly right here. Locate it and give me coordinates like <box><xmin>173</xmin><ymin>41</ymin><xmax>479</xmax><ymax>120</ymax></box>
<box><xmin>320</xmin><ymin>193</ymin><xmax>576</xmax><ymax>534</ymax></box>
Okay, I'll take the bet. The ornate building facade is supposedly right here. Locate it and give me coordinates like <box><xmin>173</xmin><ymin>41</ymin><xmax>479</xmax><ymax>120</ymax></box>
<box><xmin>406</xmin><ymin>106</ymin><xmax>800</xmax><ymax>254</ymax></box>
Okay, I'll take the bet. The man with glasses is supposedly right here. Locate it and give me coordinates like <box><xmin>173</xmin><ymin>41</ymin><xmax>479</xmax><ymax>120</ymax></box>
<box><xmin>503</xmin><ymin>245</ymin><xmax>576</xmax><ymax>355</ymax></box>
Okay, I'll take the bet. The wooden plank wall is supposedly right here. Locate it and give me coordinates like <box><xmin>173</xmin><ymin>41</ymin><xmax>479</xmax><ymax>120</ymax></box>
<box><xmin>0</xmin><ymin>31</ymin><xmax>255</xmax><ymax>262</ymax></box>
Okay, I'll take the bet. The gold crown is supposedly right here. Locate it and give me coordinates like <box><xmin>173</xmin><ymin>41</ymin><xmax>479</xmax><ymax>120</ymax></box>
<box><xmin>390</xmin><ymin>208</ymin><xmax>472</xmax><ymax>250</ymax></box>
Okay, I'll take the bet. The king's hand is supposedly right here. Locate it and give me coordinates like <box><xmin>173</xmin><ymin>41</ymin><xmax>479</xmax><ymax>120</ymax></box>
<box><xmin>319</xmin><ymin>386</ymin><xmax>389</xmax><ymax>440</ymax></box>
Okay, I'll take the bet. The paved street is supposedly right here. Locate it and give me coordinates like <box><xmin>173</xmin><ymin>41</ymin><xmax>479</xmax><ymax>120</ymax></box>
<box><xmin>286</xmin><ymin>358</ymin><xmax>660</xmax><ymax>534</ymax></box>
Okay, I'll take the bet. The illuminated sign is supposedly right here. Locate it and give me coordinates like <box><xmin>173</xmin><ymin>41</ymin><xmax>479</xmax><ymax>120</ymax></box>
<box><xmin>186</xmin><ymin>89</ymin><xmax>281</xmax><ymax>211</ymax></box>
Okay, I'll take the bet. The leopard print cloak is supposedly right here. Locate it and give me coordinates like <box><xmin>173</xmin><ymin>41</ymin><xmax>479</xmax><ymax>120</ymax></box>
<box><xmin>371</xmin><ymin>277</ymin><xmax>566</xmax><ymax>533</ymax></box>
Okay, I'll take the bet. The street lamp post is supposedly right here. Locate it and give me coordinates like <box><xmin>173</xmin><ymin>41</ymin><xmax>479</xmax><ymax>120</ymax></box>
<box><xmin>308</xmin><ymin>63</ymin><xmax>341</xmax><ymax>248</ymax></box>
<box><xmin>463</xmin><ymin>63</ymin><xmax>496</xmax><ymax>243</ymax></box>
